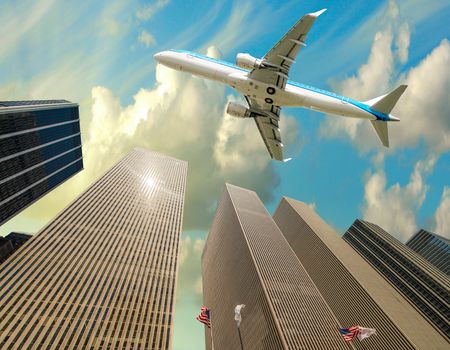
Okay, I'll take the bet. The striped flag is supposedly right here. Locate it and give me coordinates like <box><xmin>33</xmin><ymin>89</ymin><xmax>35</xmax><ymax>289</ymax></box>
<box><xmin>340</xmin><ymin>326</ymin><xmax>377</xmax><ymax>342</ymax></box>
<box><xmin>196</xmin><ymin>306</ymin><xmax>211</xmax><ymax>328</ymax></box>
<box><xmin>339</xmin><ymin>326</ymin><xmax>360</xmax><ymax>342</ymax></box>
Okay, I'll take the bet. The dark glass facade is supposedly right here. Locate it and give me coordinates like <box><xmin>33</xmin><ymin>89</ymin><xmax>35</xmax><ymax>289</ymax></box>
<box><xmin>343</xmin><ymin>220</ymin><xmax>450</xmax><ymax>340</ymax></box>
<box><xmin>0</xmin><ymin>239</ymin><xmax>14</xmax><ymax>264</ymax></box>
<box><xmin>0</xmin><ymin>232</ymin><xmax>31</xmax><ymax>264</ymax></box>
<box><xmin>0</xmin><ymin>101</ymin><xmax>83</xmax><ymax>225</ymax></box>
<box><xmin>406</xmin><ymin>229</ymin><xmax>450</xmax><ymax>276</ymax></box>
<box><xmin>274</xmin><ymin>198</ymin><xmax>449</xmax><ymax>350</ymax></box>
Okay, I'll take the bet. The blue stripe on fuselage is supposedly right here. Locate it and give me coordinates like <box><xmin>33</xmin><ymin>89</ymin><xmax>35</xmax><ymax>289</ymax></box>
<box><xmin>287</xmin><ymin>81</ymin><xmax>390</xmax><ymax>121</ymax></box>
<box><xmin>170</xmin><ymin>50</ymin><xmax>390</xmax><ymax>121</ymax></box>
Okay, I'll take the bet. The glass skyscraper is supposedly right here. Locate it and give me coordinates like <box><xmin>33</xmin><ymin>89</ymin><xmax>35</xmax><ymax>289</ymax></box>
<box><xmin>0</xmin><ymin>148</ymin><xmax>187</xmax><ymax>349</ymax></box>
<box><xmin>343</xmin><ymin>219</ymin><xmax>450</xmax><ymax>341</ymax></box>
<box><xmin>406</xmin><ymin>229</ymin><xmax>449</xmax><ymax>276</ymax></box>
<box><xmin>274</xmin><ymin>197</ymin><xmax>450</xmax><ymax>350</ymax></box>
<box><xmin>0</xmin><ymin>232</ymin><xmax>31</xmax><ymax>264</ymax></box>
<box><xmin>0</xmin><ymin>100</ymin><xmax>83</xmax><ymax>225</ymax></box>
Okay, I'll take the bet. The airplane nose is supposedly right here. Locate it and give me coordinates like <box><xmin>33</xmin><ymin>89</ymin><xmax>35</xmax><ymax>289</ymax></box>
<box><xmin>154</xmin><ymin>52</ymin><xmax>162</xmax><ymax>62</ymax></box>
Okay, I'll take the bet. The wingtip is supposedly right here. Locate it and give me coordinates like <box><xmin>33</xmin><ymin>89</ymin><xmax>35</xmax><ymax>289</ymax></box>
<box><xmin>310</xmin><ymin>8</ymin><xmax>327</xmax><ymax>17</ymax></box>
<box><xmin>283</xmin><ymin>158</ymin><xmax>293</xmax><ymax>163</ymax></box>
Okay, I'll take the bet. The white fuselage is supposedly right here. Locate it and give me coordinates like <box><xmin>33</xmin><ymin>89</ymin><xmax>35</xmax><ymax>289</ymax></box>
<box><xmin>154</xmin><ymin>50</ymin><xmax>391</xmax><ymax>122</ymax></box>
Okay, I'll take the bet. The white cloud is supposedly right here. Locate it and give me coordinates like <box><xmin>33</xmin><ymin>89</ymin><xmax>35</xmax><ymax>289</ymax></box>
<box><xmin>434</xmin><ymin>187</ymin><xmax>450</xmax><ymax>238</ymax></box>
<box><xmin>342</xmin><ymin>30</ymin><xmax>395</xmax><ymax>101</ymax></box>
<box><xmin>387</xmin><ymin>0</ymin><xmax>400</xmax><ymax>19</ymax></box>
<box><xmin>391</xmin><ymin>39</ymin><xmax>450</xmax><ymax>152</ymax></box>
<box><xmin>319</xmin><ymin>1</ymin><xmax>450</xmax><ymax>155</ymax></box>
<box><xmin>87</xmin><ymin>62</ymin><xmax>298</xmax><ymax>230</ymax></box>
<box><xmin>20</xmin><ymin>45</ymin><xmax>298</xmax><ymax>231</ymax></box>
<box><xmin>136</xmin><ymin>0</ymin><xmax>170</xmax><ymax>21</ymax></box>
<box><xmin>177</xmin><ymin>235</ymin><xmax>205</xmax><ymax>299</ymax></box>
<box><xmin>316</xmin><ymin>1</ymin><xmax>448</xmax><ymax>243</ymax></box>
<box><xmin>1</xmin><ymin>1</ymin><xmax>300</xmax><ymax>236</ymax></box>
<box><xmin>363</xmin><ymin>156</ymin><xmax>436</xmax><ymax>241</ymax></box>
<box><xmin>396</xmin><ymin>22</ymin><xmax>410</xmax><ymax>64</ymax></box>
<box><xmin>306</xmin><ymin>202</ymin><xmax>316</xmax><ymax>211</ymax></box>
<box><xmin>179</xmin><ymin>236</ymin><xmax>192</xmax><ymax>266</ymax></box>
<box><xmin>318</xmin><ymin>4</ymin><xmax>401</xmax><ymax>150</ymax></box>
<box><xmin>203</xmin><ymin>2</ymin><xmax>254</xmax><ymax>53</ymax></box>
<box><xmin>194</xmin><ymin>277</ymin><xmax>203</xmax><ymax>297</ymax></box>
<box><xmin>138</xmin><ymin>30</ymin><xmax>156</xmax><ymax>47</ymax></box>
<box><xmin>102</xmin><ymin>19</ymin><xmax>121</xmax><ymax>36</ymax></box>
<box><xmin>213</xmin><ymin>95</ymin><xmax>298</xmax><ymax>172</ymax></box>
<box><xmin>0</xmin><ymin>0</ymin><xmax>55</xmax><ymax>62</ymax></box>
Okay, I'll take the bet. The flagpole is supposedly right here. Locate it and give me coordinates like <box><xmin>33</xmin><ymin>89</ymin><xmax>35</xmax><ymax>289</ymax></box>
<box><xmin>237</xmin><ymin>325</ymin><xmax>244</xmax><ymax>350</ymax></box>
<box><xmin>210</xmin><ymin>310</ymin><xmax>215</xmax><ymax>350</ymax></box>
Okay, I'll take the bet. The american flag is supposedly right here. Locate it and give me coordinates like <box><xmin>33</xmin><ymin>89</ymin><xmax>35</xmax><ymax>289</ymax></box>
<box><xmin>339</xmin><ymin>326</ymin><xmax>360</xmax><ymax>342</ymax></box>
<box><xmin>196</xmin><ymin>306</ymin><xmax>211</xmax><ymax>328</ymax></box>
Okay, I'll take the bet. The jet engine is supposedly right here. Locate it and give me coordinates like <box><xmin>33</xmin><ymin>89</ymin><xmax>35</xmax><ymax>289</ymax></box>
<box><xmin>226</xmin><ymin>102</ymin><xmax>252</xmax><ymax>118</ymax></box>
<box><xmin>236</xmin><ymin>53</ymin><xmax>262</xmax><ymax>70</ymax></box>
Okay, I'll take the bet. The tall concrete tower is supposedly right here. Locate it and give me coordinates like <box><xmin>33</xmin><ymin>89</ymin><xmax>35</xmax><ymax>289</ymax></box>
<box><xmin>0</xmin><ymin>148</ymin><xmax>187</xmax><ymax>349</ymax></box>
<box><xmin>202</xmin><ymin>184</ymin><xmax>348</xmax><ymax>350</ymax></box>
<box><xmin>273</xmin><ymin>197</ymin><xmax>449</xmax><ymax>349</ymax></box>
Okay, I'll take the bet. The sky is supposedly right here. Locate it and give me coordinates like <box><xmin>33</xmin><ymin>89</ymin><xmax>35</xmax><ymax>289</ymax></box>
<box><xmin>0</xmin><ymin>0</ymin><xmax>449</xmax><ymax>349</ymax></box>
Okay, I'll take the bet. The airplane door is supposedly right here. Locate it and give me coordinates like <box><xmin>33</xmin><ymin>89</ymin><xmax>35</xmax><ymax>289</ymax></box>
<box><xmin>341</xmin><ymin>96</ymin><xmax>349</xmax><ymax>104</ymax></box>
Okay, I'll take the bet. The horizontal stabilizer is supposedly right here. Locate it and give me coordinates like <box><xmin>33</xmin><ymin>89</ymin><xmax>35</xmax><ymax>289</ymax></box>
<box><xmin>371</xmin><ymin>120</ymin><xmax>389</xmax><ymax>147</ymax></box>
<box><xmin>370</xmin><ymin>85</ymin><xmax>408</xmax><ymax>114</ymax></box>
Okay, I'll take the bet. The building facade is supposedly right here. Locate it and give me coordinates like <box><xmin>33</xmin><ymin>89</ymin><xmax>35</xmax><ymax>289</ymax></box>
<box><xmin>202</xmin><ymin>184</ymin><xmax>348</xmax><ymax>350</ymax></box>
<box><xmin>0</xmin><ymin>100</ymin><xmax>83</xmax><ymax>225</ymax></box>
<box><xmin>0</xmin><ymin>232</ymin><xmax>31</xmax><ymax>264</ymax></box>
<box><xmin>343</xmin><ymin>219</ymin><xmax>450</xmax><ymax>341</ymax></box>
<box><xmin>0</xmin><ymin>238</ymin><xmax>14</xmax><ymax>264</ymax></box>
<box><xmin>406</xmin><ymin>229</ymin><xmax>449</xmax><ymax>276</ymax></box>
<box><xmin>273</xmin><ymin>197</ymin><xmax>450</xmax><ymax>350</ymax></box>
<box><xmin>0</xmin><ymin>148</ymin><xmax>187</xmax><ymax>349</ymax></box>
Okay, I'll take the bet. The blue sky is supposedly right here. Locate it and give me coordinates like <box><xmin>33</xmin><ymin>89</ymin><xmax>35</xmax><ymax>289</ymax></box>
<box><xmin>1</xmin><ymin>0</ymin><xmax>449</xmax><ymax>349</ymax></box>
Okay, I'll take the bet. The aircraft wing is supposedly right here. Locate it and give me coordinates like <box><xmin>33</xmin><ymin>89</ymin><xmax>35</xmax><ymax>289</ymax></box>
<box><xmin>249</xmin><ymin>8</ymin><xmax>326</xmax><ymax>89</ymax></box>
<box><xmin>246</xmin><ymin>97</ymin><xmax>287</xmax><ymax>162</ymax></box>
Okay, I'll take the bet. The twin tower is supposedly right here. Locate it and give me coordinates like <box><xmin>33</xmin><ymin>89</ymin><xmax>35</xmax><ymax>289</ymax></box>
<box><xmin>0</xmin><ymin>149</ymin><xmax>448</xmax><ymax>349</ymax></box>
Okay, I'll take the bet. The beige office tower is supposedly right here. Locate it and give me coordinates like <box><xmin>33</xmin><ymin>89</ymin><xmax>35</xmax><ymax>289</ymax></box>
<box><xmin>202</xmin><ymin>184</ymin><xmax>348</xmax><ymax>350</ymax></box>
<box><xmin>0</xmin><ymin>148</ymin><xmax>187</xmax><ymax>350</ymax></box>
<box><xmin>273</xmin><ymin>197</ymin><xmax>450</xmax><ymax>350</ymax></box>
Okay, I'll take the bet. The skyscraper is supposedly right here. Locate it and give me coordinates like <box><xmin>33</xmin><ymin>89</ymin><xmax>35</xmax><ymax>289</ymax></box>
<box><xmin>273</xmin><ymin>197</ymin><xmax>450</xmax><ymax>349</ymax></box>
<box><xmin>0</xmin><ymin>148</ymin><xmax>187</xmax><ymax>350</ymax></box>
<box><xmin>0</xmin><ymin>100</ymin><xmax>83</xmax><ymax>225</ymax></box>
<box><xmin>406</xmin><ymin>229</ymin><xmax>449</xmax><ymax>276</ymax></box>
<box><xmin>343</xmin><ymin>219</ymin><xmax>450</xmax><ymax>341</ymax></box>
<box><xmin>0</xmin><ymin>232</ymin><xmax>32</xmax><ymax>264</ymax></box>
<box><xmin>202</xmin><ymin>184</ymin><xmax>348</xmax><ymax>350</ymax></box>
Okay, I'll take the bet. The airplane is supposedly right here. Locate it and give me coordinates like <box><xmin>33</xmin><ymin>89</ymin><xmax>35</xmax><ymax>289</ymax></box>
<box><xmin>154</xmin><ymin>8</ymin><xmax>407</xmax><ymax>162</ymax></box>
